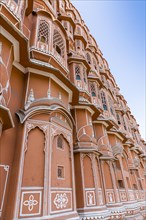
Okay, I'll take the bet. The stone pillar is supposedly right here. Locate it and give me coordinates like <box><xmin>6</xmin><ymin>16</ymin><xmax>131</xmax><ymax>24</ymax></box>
<box><xmin>99</xmin><ymin>160</ymin><xmax>108</xmax><ymax>204</ymax></box>
<box><xmin>92</xmin><ymin>155</ymin><xmax>102</xmax><ymax>206</ymax></box>
<box><xmin>117</xmin><ymin>155</ymin><xmax>129</xmax><ymax>200</ymax></box>
<box><xmin>107</xmin><ymin>160</ymin><xmax>120</xmax><ymax>203</ymax></box>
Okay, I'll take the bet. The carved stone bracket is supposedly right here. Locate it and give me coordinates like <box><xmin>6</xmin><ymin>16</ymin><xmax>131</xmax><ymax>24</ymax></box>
<box><xmin>112</xmin><ymin>142</ymin><xmax>123</xmax><ymax>157</ymax></box>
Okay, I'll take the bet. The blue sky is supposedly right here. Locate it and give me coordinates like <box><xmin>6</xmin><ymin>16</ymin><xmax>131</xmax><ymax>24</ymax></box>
<box><xmin>71</xmin><ymin>0</ymin><xmax>145</xmax><ymax>140</ymax></box>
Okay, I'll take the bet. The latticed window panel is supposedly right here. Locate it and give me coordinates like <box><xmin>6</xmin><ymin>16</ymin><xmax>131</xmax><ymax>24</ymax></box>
<box><xmin>38</xmin><ymin>20</ymin><xmax>50</xmax><ymax>44</ymax></box>
<box><xmin>90</xmin><ymin>82</ymin><xmax>96</xmax><ymax>97</ymax></box>
<box><xmin>93</xmin><ymin>58</ymin><xmax>97</xmax><ymax>70</ymax></box>
<box><xmin>86</xmin><ymin>53</ymin><xmax>91</xmax><ymax>64</ymax></box>
<box><xmin>63</xmin><ymin>21</ymin><xmax>68</xmax><ymax>30</ymax></box>
<box><xmin>53</xmin><ymin>29</ymin><xmax>65</xmax><ymax>58</ymax></box>
<box><xmin>108</xmin><ymin>96</ymin><xmax>115</xmax><ymax>116</ymax></box>
<box><xmin>101</xmin><ymin>91</ymin><xmax>108</xmax><ymax>110</ymax></box>
<box><xmin>76</xmin><ymin>40</ymin><xmax>81</xmax><ymax>49</ymax></box>
<box><xmin>75</xmin><ymin>65</ymin><xmax>81</xmax><ymax>80</ymax></box>
<box><xmin>76</xmin><ymin>26</ymin><xmax>81</xmax><ymax>35</ymax></box>
<box><xmin>116</xmin><ymin>114</ymin><xmax>121</xmax><ymax>125</ymax></box>
<box><xmin>57</xmin><ymin>135</ymin><xmax>63</xmax><ymax>149</ymax></box>
<box><xmin>83</xmin><ymin>67</ymin><xmax>87</xmax><ymax>83</ymax></box>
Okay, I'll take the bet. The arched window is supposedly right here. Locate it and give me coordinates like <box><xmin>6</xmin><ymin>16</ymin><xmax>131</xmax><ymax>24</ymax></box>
<box><xmin>122</xmin><ymin>117</ymin><xmax>127</xmax><ymax>130</ymax></box>
<box><xmin>63</xmin><ymin>21</ymin><xmax>68</xmax><ymax>30</ymax></box>
<box><xmin>108</xmin><ymin>96</ymin><xmax>115</xmax><ymax>116</ymax></box>
<box><xmin>101</xmin><ymin>91</ymin><xmax>108</xmax><ymax>110</ymax></box>
<box><xmin>38</xmin><ymin>20</ymin><xmax>49</xmax><ymax>44</ymax></box>
<box><xmin>53</xmin><ymin>29</ymin><xmax>65</xmax><ymax>58</ymax></box>
<box><xmin>75</xmin><ymin>65</ymin><xmax>81</xmax><ymax>80</ymax></box>
<box><xmin>57</xmin><ymin>135</ymin><xmax>63</xmax><ymax>149</ymax></box>
<box><xmin>86</xmin><ymin>53</ymin><xmax>91</xmax><ymax>64</ymax></box>
<box><xmin>76</xmin><ymin>26</ymin><xmax>81</xmax><ymax>35</ymax></box>
<box><xmin>116</xmin><ymin>113</ymin><xmax>121</xmax><ymax>125</ymax></box>
<box><xmin>93</xmin><ymin>58</ymin><xmax>97</xmax><ymax>70</ymax></box>
<box><xmin>69</xmin><ymin>24</ymin><xmax>73</xmax><ymax>34</ymax></box>
<box><xmin>90</xmin><ymin>83</ymin><xmax>96</xmax><ymax>97</ymax></box>
<box><xmin>76</xmin><ymin>40</ymin><xmax>81</xmax><ymax>49</ymax></box>
<box><xmin>83</xmin><ymin>67</ymin><xmax>87</xmax><ymax>83</ymax></box>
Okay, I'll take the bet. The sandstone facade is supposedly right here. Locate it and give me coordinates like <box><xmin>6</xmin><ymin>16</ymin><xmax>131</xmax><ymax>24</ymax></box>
<box><xmin>0</xmin><ymin>0</ymin><xmax>146</xmax><ymax>219</ymax></box>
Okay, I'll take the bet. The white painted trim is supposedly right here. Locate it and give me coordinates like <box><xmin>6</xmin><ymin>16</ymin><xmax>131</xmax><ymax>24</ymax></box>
<box><xmin>0</xmin><ymin>26</ymin><xmax>20</xmax><ymax>62</ymax></box>
<box><xmin>0</xmin><ymin>165</ymin><xmax>9</xmax><ymax>212</ymax></box>
<box><xmin>50</xmin><ymin>191</ymin><xmax>72</xmax><ymax>214</ymax></box>
<box><xmin>20</xmin><ymin>191</ymin><xmax>42</xmax><ymax>217</ymax></box>
<box><xmin>85</xmin><ymin>188</ymin><xmax>95</xmax><ymax>191</ymax></box>
<box><xmin>51</xmin><ymin>187</ymin><xmax>72</xmax><ymax>191</ymax></box>
<box><xmin>13</xmin><ymin>61</ymin><xmax>26</xmax><ymax>73</ymax></box>
<box><xmin>80</xmin><ymin>154</ymin><xmax>86</xmax><ymax>206</ymax></box>
<box><xmin>57</xmin><ymin>164</ymin><xmax>65</xmax><ymax>180</ymax></box>
<box><xmin>26</xmin><ymin>67</ymin><xmax>72</xmax><ymax>102</ymax></box>
<box><xmin>85</xmin><ymin>190</ymin><xmax>96</xmax><ymax>207</ymax></box>
<box><xmin>21</xmin><ymin>187</ymin><xmax>44</xmax><ymax>190</ymax></box>
<box><xmin>14</xmin><ymin>122</ymin><xmax>27</xmax><ymax>218</ymax></box>
<box><xmin>14</xmin><ymin>211</ymin><xmax>79</xmax><ymax>220</ymax></box>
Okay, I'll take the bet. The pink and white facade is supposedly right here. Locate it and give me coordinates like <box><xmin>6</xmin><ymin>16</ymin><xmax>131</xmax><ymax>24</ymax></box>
<box><xmin>0</xmin><ymin>0</ymin><xmax>146</xmax><ymax>219</ymax></box>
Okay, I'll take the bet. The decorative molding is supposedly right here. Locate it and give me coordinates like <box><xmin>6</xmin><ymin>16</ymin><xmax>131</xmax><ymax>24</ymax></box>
<box><xmin>23</xmin><ymin>194</ymin><xmax>38</xmax><ymax>212</ymax></box>
<box><xmin>54</xmin><ymin>193</ymin><xmax>68</xmax><ymax>209</ymax></box>
<box><xmin>0</xmin><ymin>165</ymin><xmax>9</xmax><ymax>213</ymax></box>
<box><xmin>85</xmin><ymin>190</ymin><xmax>96</xmax><ymax>206</ymax></box>
<box><xmin>112</xmin><ymin>142</ymin><xmax>124</xmax><ymax>157</ymax></box>
<box><xmin>20</xmin><ymin>191</ymin><xmax>42</xmax><ymax>217</ymax></box>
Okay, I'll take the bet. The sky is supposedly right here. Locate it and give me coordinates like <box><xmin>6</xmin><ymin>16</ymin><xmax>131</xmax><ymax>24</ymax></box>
<box><xmin>71</xmin><ymin>0</ymin><xmax>146</xmax><ymax>140</ymax></box>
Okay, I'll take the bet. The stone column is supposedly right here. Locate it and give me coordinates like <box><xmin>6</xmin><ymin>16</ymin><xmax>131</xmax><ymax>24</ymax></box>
<box><xmin>107</xmin><ymin>160</ymin><xmax>120</xmax><ymax>203</ymax></box>
<box><xmin>99</xmin><ymin>160</ymin><xmax>108</xmax><ymax>204</ymax></box>
<box><xmin>117</xmin><ymin>155</ymin><xmax>129</xmax><ymax>200</ymax></box>
<box><xmin>92</xmin><ymin>155</ymin><xmax>102</xmax><ymax>206</ymax></box>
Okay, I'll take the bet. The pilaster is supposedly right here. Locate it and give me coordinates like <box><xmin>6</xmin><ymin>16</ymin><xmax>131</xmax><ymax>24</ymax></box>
<box><xmin>117</xmin><ymin>155</ymin><xmax>129</xmax><ymax>200</ymax></box>
<box><xmin>107</xmin><ymin>160</ymin><xmax>120</xmax><ymax>203</ymax></box>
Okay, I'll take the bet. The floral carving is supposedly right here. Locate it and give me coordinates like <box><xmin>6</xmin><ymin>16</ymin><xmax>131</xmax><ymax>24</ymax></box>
<box><xmin>54</xmin><ymin>193</ymin><xmax>68</xmax><ymax>209</ymax></box>
<box><xmin>23</xmin><ymin>194</ymin><xmax>38</xmax><ymax>212</ymax></box>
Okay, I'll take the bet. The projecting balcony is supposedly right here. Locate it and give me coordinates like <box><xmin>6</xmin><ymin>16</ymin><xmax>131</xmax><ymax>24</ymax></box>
<box><xmin>114</xmin><ymin>104</ymin><xmax>125</xmax><ymax>114</ymax></box>
<box><xmin>97</xmin><ymin>135</ymin><xmax>113</xmax><ymax>158</ymax></box>
<box><xmin>29</xmin><ymin>47</ymin><xmax>69</xmax><ymax>77</ymax></box>
<box><xmin>74</xmin><ymin>30</ymin><xmax>88</xmax><ymax>47</ymax></box>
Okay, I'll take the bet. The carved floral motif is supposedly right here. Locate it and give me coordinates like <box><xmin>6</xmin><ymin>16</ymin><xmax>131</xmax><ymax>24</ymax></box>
<box><xmin>54</xmin><ymin>193</ymin><xmax>68</xmax><ymax>209</ymax></box>
<box><xmin>23</xmin><ymin>194</ymin><xmax>38</xmax><ymax>212</ymax></box>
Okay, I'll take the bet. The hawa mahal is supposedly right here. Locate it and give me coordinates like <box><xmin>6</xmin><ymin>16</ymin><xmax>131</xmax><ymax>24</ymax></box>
<box><xmin>0</xmin><ymin>0</ymin><xmax>145</xmax><ymax>219</ymax></box>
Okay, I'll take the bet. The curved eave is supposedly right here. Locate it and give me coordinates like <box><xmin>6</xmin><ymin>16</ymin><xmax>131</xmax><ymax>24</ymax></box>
<box><xmin>16</xmin><ymin>104</ymin><xmax>75</xmax><ymax>126</ymax></box>
<box><xmin>58</xmin><ymin>15</ymin><xmax>76</xmax><ymax>29</ymax></box>
<box><xmin>73</xmin><ymin>146</ymin><xmax>102</xmax><ymax>156</ymax></box>
<box><xmin>68</xmin><ymin>56</ymin><xmax>91</xmax><ymax>73</ymax></box>
<box><xmin>74</xmin><ymin>34</ymin><xmax>87</xmax><ymax>47</ymax></box>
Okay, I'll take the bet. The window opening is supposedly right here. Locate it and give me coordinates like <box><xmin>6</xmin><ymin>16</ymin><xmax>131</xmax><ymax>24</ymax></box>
<box><xmin>38</xmin><ymin>20</ymin><xmax>49</xmax><ymax>44</ymax></box>
<box><xmin>57</xmin><ymin>135</ymin><xmax>63</xmax><ymax>149</ymax></box>
<box><xmin>57</xmin><ymin>166</ymin><xmax>64</xmax><ymax>178</ymax></box>
<box><xmin>101</xmin><ymin>91</ymin><xmax>108</xmax><ymax>111</ymax></box>
<box><xmin>75</xmin><ymin>65</ymin><xmax>81</xmax><ymax>80</ymax></box>
<box><xmin>90</xmin><ymin>83</ymin><xmax>96</xmax><ymax>97</ymax></box>
<box><xmin>53</xmin><ymin>29</ymin><xmax>65</xmax><ymax>58</ymax></box>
